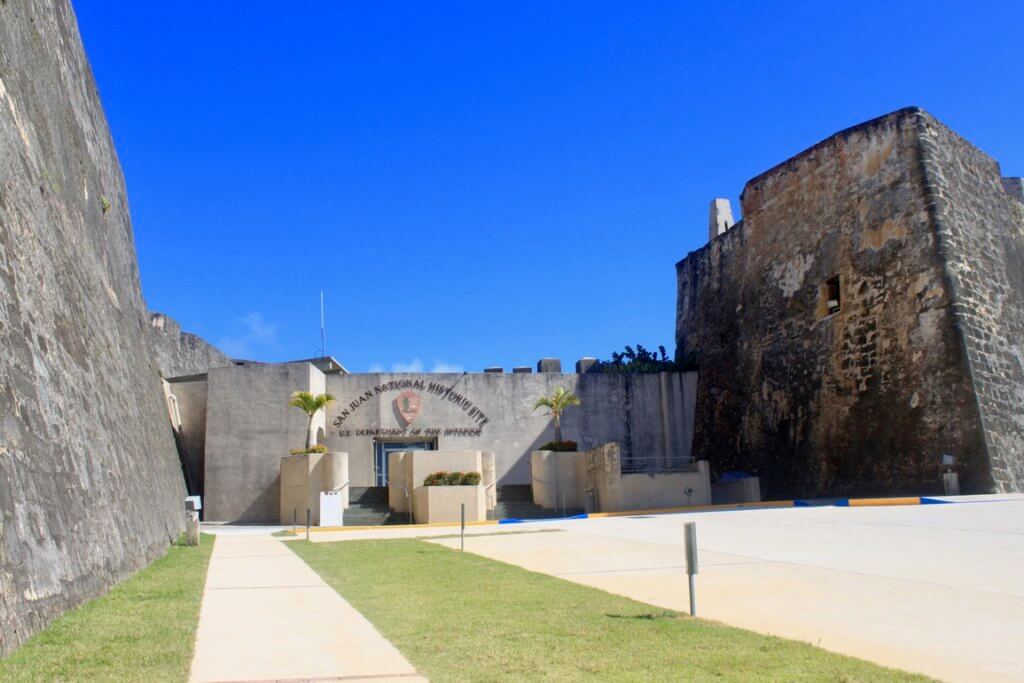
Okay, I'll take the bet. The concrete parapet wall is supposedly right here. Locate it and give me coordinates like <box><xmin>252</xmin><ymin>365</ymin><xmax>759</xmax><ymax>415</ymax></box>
<box><xmin>620</xmin><ymin>464</ymin><xmax>711</xmax><ymax>509</ymax></box>
<box><xmin>534</xmin><ymin>443</ymin><xmax>711</xmax><ymax>512</ymax></box>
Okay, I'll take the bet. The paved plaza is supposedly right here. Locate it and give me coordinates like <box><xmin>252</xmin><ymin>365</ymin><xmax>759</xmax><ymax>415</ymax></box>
<box><xmin>280</xmin><ymin>495</ymin><xmax>1023</xmax><ymax>682</ymax></box>
<box><xmin>420</xmin><ymin>496</ymin><xmax>1024</xmax><ymax>682</ymax></box>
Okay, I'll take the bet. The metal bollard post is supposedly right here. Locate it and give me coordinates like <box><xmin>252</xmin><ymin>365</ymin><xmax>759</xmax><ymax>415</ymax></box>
<box><xmin>684</xmin><ymin>522</ymin><xmax>698</xmax><ymax>616</ymax></box>
<box><xmin>306</xmin><ymin>508</ymin><xmax>311</xmax><ymax>542</ymax></box>
<box><xmin>460</xmin><ymin>503</ymin><xmax>465</xmax><ymax>551</ymax></box>
<box><xmin>293</xmin><ymin>508</ymin><xmax>297</xmax><ymax>535</ymax></box>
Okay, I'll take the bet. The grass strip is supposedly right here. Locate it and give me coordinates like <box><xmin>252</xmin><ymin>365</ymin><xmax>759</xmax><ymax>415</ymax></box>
<box><xmin>290</xmin><ymin>538</ymin><xmax>930</xmax><ymax>682</ymax></box>
<box><xmin>0</xmin><ymin>534</ymin><xmax>215</xmax><ymax>682</ymax></box>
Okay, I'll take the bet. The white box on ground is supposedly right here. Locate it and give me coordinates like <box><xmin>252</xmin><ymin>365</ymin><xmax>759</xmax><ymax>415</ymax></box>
<box><xmin>319</xmin><ymin>491</ymin><xmax>343</xmax><ymax>527</ymax></box>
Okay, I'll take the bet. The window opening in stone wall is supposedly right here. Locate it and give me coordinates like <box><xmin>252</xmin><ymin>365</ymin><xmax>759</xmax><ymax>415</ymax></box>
<box><xmin>825</xmin><ymin>275</ymin><xmax>841</xmax><ymax>316</ymax></box>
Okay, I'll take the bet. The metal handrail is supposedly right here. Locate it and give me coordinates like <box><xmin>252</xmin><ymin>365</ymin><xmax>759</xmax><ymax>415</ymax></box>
<box><xmin>386</xmin><ymin>478</ymin><xmax>414</xmax><ymax>525</ymax></box>
<box><xmin>620</xmin><ymin>454</ymin><xmax>697</xmax><ymax>474</ymax></box>
<box><xmin>332</xmin><ymin>480</ymin><xmax>350</xmax><ymax>492</ymax></box>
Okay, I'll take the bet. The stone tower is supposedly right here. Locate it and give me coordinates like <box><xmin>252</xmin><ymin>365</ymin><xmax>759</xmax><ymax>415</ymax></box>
<box><xmin>676</xmin><ymin>107</ymin><xmax>1024</xmax><ymax>498</ymax></box>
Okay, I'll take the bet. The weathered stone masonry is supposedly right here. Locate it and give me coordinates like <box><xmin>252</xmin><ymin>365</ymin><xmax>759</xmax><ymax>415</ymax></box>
<box><xmin>149</xmin><ymin>312</ymin><xmax>232</xmax><ymax>379</ymax></box>
<box><xmin>676</xmin><ymin>108</ymin><xmax>1023</xmax><ymax>497</ymax></box>
<box><xmin>917</xmin><ymin>116</ymin><xmax>1024</xmax><ymax>492</ymax></box>
<box><xmin>0</xmin><ymin>1</ymin><xmax>187</xmax><ymax>654</ymax></box>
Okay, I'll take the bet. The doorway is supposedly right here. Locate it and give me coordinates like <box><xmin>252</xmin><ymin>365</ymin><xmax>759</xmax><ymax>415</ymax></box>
<box><xmin>373</xmin><ymin>440</ymin><xmax>435</xmax><ymax>487</ymax></box>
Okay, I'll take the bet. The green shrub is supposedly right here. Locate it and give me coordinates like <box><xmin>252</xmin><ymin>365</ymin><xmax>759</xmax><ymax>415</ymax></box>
<box><xmin>289</xmin><ymin>444</ymin><xmax>329</xmax><ymax>455</ymax></box>
<box><xmin>539</xmin><ymin>440</ymin><xmax>578</xmax><ymax>452</ymax></box>
<box><xmin>423</xmin><ymin>470</ymin><xmax>482</xmax><ymax>486</ymax></box>
<box><xmin>423</xmin><ymin>471</ymin><xmax>448</xmax><ymax>486</ymax></box>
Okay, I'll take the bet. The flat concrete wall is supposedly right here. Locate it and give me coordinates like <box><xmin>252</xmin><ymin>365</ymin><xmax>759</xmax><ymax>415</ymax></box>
<box><xmin>325</xmin><ymin>371</ymin><xmax>697</xmax><ymax>487</ymax></box>
<box><xmin>167</xmin><ymin>377</ymin><xmax>209</xmax><ymax>497</ymax></box>
<box><xmin>620</xmin><ymin>465</ymin><xmax>711</xmax><ymax>509</ymax></box>
<box><xmin>204</xmin><ymin>363</ymin><xmax>325</xmax><ymax>522</ymax></box>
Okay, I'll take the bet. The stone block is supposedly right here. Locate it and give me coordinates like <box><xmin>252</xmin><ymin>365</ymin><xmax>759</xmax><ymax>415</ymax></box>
<box><xmin>537</xmin><ymin>358</ymin><xmax>562</xmax><ymax>373</ymax></box>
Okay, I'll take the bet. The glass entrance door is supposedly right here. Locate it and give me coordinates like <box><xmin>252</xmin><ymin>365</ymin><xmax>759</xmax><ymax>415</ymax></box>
<box><xmin>374</xmin><ymin>441</ymin><xmax>435</xmax><ymax>487</ymax></box>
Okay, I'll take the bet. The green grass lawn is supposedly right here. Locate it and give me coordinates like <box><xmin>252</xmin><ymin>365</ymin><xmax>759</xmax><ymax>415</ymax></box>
<box><xmin>291</xmin><ymin>539</ymin><xmax>931</xmax><ymax>682</ymax></box>
<box><xmin>0</xmin><ymin>534</ymin><xmax>215</xmax><ymax>682</ymax></box>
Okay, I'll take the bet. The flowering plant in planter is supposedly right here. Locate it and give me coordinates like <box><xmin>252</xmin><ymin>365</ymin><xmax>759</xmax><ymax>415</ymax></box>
<box><xmin>423</xmin><ymin>471</ymin><xmax>482</xmax><ymax>486</ymax></box>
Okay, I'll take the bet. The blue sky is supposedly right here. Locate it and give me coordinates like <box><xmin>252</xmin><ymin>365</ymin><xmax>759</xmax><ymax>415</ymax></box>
<box><xmin>74</xmin><ymin>1</ymin><xmax>1023</xmax><ymax>372</ymax></box>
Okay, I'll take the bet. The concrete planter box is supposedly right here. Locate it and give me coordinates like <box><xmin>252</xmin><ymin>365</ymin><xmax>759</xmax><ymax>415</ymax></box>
<box><xmin>279</xmin><ymin>452</ymin><xmax>348</xmax><ymax>525</ymax></box>
<box><xmin>530</xmin><ymin>450</ymin><xmax>586</xmax><ymax>509</ymax></box>
<box><xmin>388</xmin><ymin>450</ymin><xmax>496</xmax><ymax>514</ymax></box>
<box><xmin>412</xmin><ymin>484</ymin><xmax>485</xmax><ymax>524</ymax></box>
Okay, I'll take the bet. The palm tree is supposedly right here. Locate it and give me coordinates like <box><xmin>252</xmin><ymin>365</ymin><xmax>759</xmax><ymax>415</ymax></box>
<box><xmin>533</xmin><ymin>386</ymin><xmax>581</xmax><ymax>443</ymax></box>
<box><xmin>288</xmin><ymin>391</ymin><xmax>337</xmax><ymax>450</ymax></box>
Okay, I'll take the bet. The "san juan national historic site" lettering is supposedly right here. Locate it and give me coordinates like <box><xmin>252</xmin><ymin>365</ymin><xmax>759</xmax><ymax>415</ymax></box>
<box><xmin>332</xmin><ymin>379</ymin><xmax>490</xmax><ymax>434</ymax></box>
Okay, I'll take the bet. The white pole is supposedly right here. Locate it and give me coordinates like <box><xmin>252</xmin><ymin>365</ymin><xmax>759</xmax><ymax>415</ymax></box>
<box><xmin>685</xmin><ymin>522</ymin><xmax>698</xmax><ymax>616</ymax></box>
<box><xmin>320</xmin><ymin>290</ymin><xmax>326</xmax><ymax>357</ymax></box>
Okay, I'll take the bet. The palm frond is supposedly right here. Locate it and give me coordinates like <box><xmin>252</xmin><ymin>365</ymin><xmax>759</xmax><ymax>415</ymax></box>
<box><xmin>532</xmin><ymin>386</ymin><xmax>581</xmax><ymax>414</ymax></box>
<box><xmin>288</xmin><ymin>391</ymin><xmax>336</xmax><ymax>416</ymax></box>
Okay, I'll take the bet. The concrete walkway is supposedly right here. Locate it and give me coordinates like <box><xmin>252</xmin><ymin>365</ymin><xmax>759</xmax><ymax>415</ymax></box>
<box><xmin>189</xmin><ymin>533</ymin><xmax>422</xmax><ymax>682</ymax></box>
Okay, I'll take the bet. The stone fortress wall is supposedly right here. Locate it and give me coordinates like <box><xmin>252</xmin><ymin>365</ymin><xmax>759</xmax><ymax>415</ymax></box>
<box><xmin>676</xmin><ymin>108</ymin><xmax>1024</xmax><ymax>498</ymax></box>
<box><xmin>0</xmin><ymin>1</ymin><xmax>189</xmax><ymax>655</ymax></box>
<box><xmin>917</xmin><ymin>118</ymin><xmax>1024</xmax><ymax>492</ymax></box>
<box><xmin>149</xmin><ymin>312</ymin><xmax>233</xmax><ymax>379</ymax></box>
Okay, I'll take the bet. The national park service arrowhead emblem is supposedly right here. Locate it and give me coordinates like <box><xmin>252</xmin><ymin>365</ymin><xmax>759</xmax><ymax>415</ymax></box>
<box><xmin>395</xmin><ymin>390</ymin><xmax>422</xmax><ymax>425</ymax></box>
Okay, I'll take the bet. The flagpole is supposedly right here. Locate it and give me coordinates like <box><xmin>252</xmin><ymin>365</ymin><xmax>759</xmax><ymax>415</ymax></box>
<box><xmin>320</xmin><ymin>290</ymin><xmax>326</xmax><ymax>357</ymax></box>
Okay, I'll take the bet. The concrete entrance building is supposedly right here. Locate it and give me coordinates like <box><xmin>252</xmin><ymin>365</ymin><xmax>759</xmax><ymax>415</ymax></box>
<box><xmin>166</xmin><ymin>357</ymin><xmax>699</xmax><ymax>522</ymax></box>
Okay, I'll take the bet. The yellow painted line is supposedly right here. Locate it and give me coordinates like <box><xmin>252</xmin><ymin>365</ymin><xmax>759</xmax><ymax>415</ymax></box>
<box><xmin>847</xmin><ymin>497</ymin><xmax>922</xmax><ymax>507</ymax></box>
<box><xmin>299</xmin><ymin>519</ymin><xmax>500</xmax><ymax>533</ymax></box>
<box><xmin>294</xmin><ymin>500</ymin><xmax>799</xmax><ymax>532</ymax></box>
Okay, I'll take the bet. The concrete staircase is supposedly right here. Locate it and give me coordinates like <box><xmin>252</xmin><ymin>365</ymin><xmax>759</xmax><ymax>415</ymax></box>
<box><xmin>489</xmin><ymin>485</ymin><xmax>584</xmax><ymax>521</ymax></box>
<box><xmin>344</xmin><ymin>487</ymin><xmax>409</xmax><ymax>526</ymax></box>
